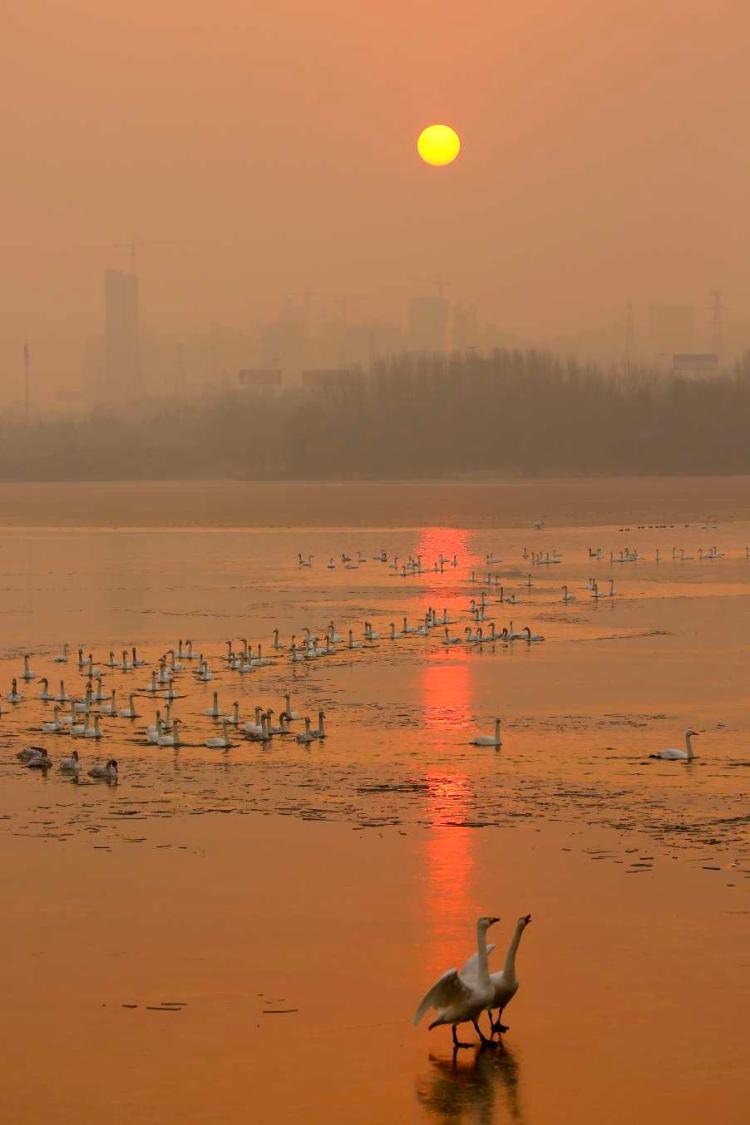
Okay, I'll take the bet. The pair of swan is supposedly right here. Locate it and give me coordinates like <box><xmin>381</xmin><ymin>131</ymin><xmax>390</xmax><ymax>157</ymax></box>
<box><xmin>414</xmin><ymin>915</ymin><xmax>532</xmax><ymax>1046</ymax></box>
<box><xmin>650</xmin><ymin>729</ymin><xmax>700</xmax><ymax>760</ymax></box>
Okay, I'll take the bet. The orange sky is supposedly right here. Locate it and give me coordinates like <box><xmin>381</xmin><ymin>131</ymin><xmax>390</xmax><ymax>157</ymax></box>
<box><xmin>2</xmin><ymin>1</ymin><xmax>748</xmax><ymax>389</ymax></box>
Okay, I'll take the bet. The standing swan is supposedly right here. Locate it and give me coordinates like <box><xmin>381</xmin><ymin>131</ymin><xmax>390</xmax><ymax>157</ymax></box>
<box><xmin>460</xmin><ymin>913</ymin><xmax>532</xmax><ymax>1035</ymax></box>
<box><xmin>650</xmin><ymin>729</ymin><xmax>700</xmax><ymax>761</ymax></box>
<box><xmin>414</xmin><ymin>916</ymin><xmax>500</xmax><ymax>1048</ymax></box>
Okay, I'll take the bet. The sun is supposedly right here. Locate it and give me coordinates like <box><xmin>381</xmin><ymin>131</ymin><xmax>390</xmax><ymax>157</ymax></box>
<box><xmin>417</xmin><ymin>124</ymin><xmax>461</xmax><ymax>166</ymax></box>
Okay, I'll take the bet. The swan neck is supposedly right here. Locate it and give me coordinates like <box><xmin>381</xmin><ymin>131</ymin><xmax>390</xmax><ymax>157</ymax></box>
<box><xmin>503</xmin><ymin>922</ymin><xmax>525</xmax><ymax>981</ymax></box>
<box><xmin>475</xmin><ymin>922</ymin><xmax>492</xmax><ymax>987</ymax></box>
<box><xmin>686</xmin><ymin>733</ymin><xmax>694</xmax><ymax>759</ymax></box>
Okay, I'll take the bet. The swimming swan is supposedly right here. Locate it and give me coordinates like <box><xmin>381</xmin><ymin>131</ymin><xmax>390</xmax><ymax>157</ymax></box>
<box><xmin>88</xmin><ymin>758</ymin><xmax>118</xmax><ymax>780</ymax></box>
<box><xmin>650</xmin><ymin>729</ymin><xmax>700</xmax><ymax>761</ymax></box>
<box><xmin>471</xmin><ymin>719</ymin><xmax>502</xmax><ymax>748</ymax></box>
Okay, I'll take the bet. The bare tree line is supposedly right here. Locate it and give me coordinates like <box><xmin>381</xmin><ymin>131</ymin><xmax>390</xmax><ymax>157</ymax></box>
<box><xmin>2</xmin><ymin>348</ymin><xmax>750</xmax><ymax>480</ymax></box>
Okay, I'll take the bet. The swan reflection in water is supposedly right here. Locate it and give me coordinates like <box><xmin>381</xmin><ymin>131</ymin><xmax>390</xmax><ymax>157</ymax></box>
<box><xmin>416</xmin><ymin>1041</ymin><xmax>524</xmax><ymax>1124</ymax></box>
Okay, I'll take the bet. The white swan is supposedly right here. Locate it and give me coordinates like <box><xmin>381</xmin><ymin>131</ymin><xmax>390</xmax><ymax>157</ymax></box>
<box><xmin>220</xmin><ymin>702</ymin><xmax>241</xmax><ymax>726</ymax></box>
<box><xmin>54</xmin><ymin>680</ymin><xmax>70</xmax><ymax>703</ymax></box>
<box><xmin>158</xmin><ymin>718</ymin><xmax>182</xmax><ymax>748</ymax></box>
<box><xmin>561</xmin><ymin>585</ymin><xmax>576</xmax><ymax>603</ymax></box>
<box><xmin>310</xmin><ymin>710</ymin><xmax>327</xmax><ymax>739</ymax></box>
<box><xmin>38</xmin><ymin>678</ymin><xmax>54</xmax><ymax>701</ymax></box>
<box><xmin>295</xmin><ymin>717</ymin><xmax>314</xmax><ymax>744</ymax></box>
<box><xmin>206</xmin><ymin>691</ymin><xmax>221</xmax><ymax>718</ymax></box>
<box><xmin>42</xmin><ymin>706</ymin><xmax>66</xmax><ymax>733</ymax></box>
<box><xmin>118</xmin><ymin>694</ymin><xmax>140</xmax><ymax>719</ymax></box>
<box><xmin>72</xmin><ymin>714</ymin><xmax>103</xmax><ymax>740</ymax></box>
<box><xmin>414</xmin><ymin>916</ymin><xmax>500</xmax><ymax>1047</ymax></box>
<box><xmin>284</xmin><ymin>694</ymin><xmax>300</xmax><ymax>721</ymax></box>
<box><xmin>59</xmin><ymin>749</ymin><xmax>80</xmax><ymax>773</ymax></box>
<box><xmin>242</xmin><ymin>707</ymin><xmax>265</xmax><ymax>737</ymax></box>
<box><xmin>347</xmin><ymin>630</ymin><xmax>363</xmax><ymax>650</ymax></box>
<box><xmin>523</xmin><ymin>627</ymin><xmax>545</xmax><ymax>643</ymax></box>
<box><xmin>205</xmin><ymin>720</ymin><xmax>233</xmax><ymax>749</ymax></box>
<box><xmin>460</xmin><ymin>914</ymin><xmax>532</xmax><ymax>1034</ymax></box>
<box><xmin>98</xmin><ymin>690</ymin><xmax>117</xmax><ymax>716</ymax></box>
<box><xmin>471</xmin><ymin>719</ymin><xmax>502</xmax><ymax>748</ymax></box>
<box><xmin>53</xmin><ymin>643</ymin><xmax>69</xmax><ymax>663</ymax></box>
<box><xmin>21</xmin><ymin>655</ymin><xmax>36</xmax><ymax>682</ymax></box>
<box><xmin>443</xmin><ymin>628</ymin><xmax>461</xmax><ymax>646</ymax></box>
<box><xmin>88</xmin><ymin>758</ymin><xmax>118</xmax><ymax>780</ymax></box>
<box><xmin>650</xmin><ymin>729</ymin><xmax>700</xmax><ymax>761</ymax></box>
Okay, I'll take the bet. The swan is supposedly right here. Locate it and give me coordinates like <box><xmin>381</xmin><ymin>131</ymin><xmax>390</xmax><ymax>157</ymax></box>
<box><xmin>284</xmin><ymin>694</ymin><xmax>300</xmax><ymax>721</ymax></box>
<box><xmin>73</xmin><ymin>715</ymin><xmax>103</xmax><ymax>740</ymax></box>
<box><xmin>106</xmin><ymin>651</ymin><xmax>118</xmax><ymax>669</ymax></box>
<box><xmin>17</xmin><ymin>745</ymin><xmax>45</xmax><ymax>762</ymax></box>
<box><xmin>158</xmin><ymin>718</ymin><xmax>182</xmax><ymax>748</ymax></box>
<box><xmin>295</xmin><ymin>717</ymin><xmax>314</xmax><ymax>744</ymax></box>
<box><xmin>290</xmin><ymin>642</ymin><xmax>305</xmax><ymax>664</ymax></box>
<box><xmin>561</xmin><ymin>585</ymin><xmax>576</xmax><ymax>603</ymax></box>
<box><xmin>21</xmin><ymin>655</ymin><xmax>37</xmax><ymax>681</ymax></box>
<box><xmin>266</xmin><ymin>710</ymin><xmax>290</xmax><ymax>736</ymax></box>
<box><xmin>242</xmin><ymin>706</ymin><xmax>265</xmax><ymax>737</ymax></box>
<box><xmin>327</xmin><ymin>622</ymin><xmax>343</xmax><ymax>643</ymax></box>
<box><xmin>59</xmin><ymin>749</ymin><xmax>80</xmax><ymax>773</ymax></box>
<box><xmin>7</xmin><ymin>679</ymin><xmax>23</xmax><ymax>704</ymax></box>
<box><xmin>250</xmin><ymin>645</ymin><xmax>272</xmax><ymax>667</ymax></box>
<box><xmin>206</xmin><ymin>691</ymin><xmax>221</xmax><ymax>718</ymax></box>
<box><xmin>53</xmin><ymin>643</ymin><xmax>69</xmax><ymax>663</ymax></box>
<box><xmin>98</xmin><ymin>690</ymin><xmax>117</xmax><ymax>716</ymax></box>
<box><xmin>507</xmin><ymin>622</ymin><xmax>526</xmax><ymax>641</ymax></box>
<box><xmin>298</xmin><ymin>553</ymin><xmax>312</xmax><ymax>567</ymax></box>
<box><xmin>88</xmin><ymin>758</ymin><xmax>118</xmax><ymax>780</ymax></box>
<box><xmin>27</xmin><ymin>751</ymin><xmax>53</xmax><ymax>769</ymax></box>
<box><xmin>144</xmin><ymin>671</ymin><xmax>161</xmax><ymax>694</ymax></box>
<box><xmin>92</xmin><ymin>677</ymin><xmax>107</xmax><ymax>703</ymax></box>
<box><xmin>364</xmin><ymin>622</ymin><xmax>380</xmax><ymax>641</ymax></box>
<box><xmin>389</xmin><ymin>623</ymin><xmax>404</xmax><ymax>640</ymax></box>
<box><xmin>196</xmin><ymin>660</ymin><xmax>213</xmax><ymax>682</ymax></box>
<box><xmin>472</xmin><ymin>719</ymin><xmax>502</xmax><ymax>748</ymax></box>
<box><xmin>184</xmin><ymin>639</ymin><xmax>199</xmax><ymax>661</ymax></box>
<box><xmin>245</xmin><ymin>713</ymin><xmax>271</xmax><ymax>742</ymax></box>
<box><xmin>146</xmin><ymin>710</ymin><xmax>164</xmax><ymax>744</ymax></box>
<box><xmin>650</xmin><ymin>730</ymin><xmax>700</xmax><ymax>761</ymax></box>
<box><xmin>72</xmin><ymin>687</ymin><xmax>93</xmax><ymax>713</ymax></box>
<box><xmin>38</xmin><ymin>678</ymin><xmax>54</xmax><ymax>702</ymax></box>
<box><xmin>205</xmin><ymin>720</ymin><xmax>233</xmax><ymax>749</ymax></box>
<box><xmin>523</xmin><ymin>627</ymin><xmax>545</xmax><ymax>643</ymax></box>
<box><xmin>272</xmin><ymin>629</ymin><xmax>285</xmax><ymax>650</ymax></box>
<box><xmin>120</xmin><ymin>649</ymin><xmax>134</xmax><ymax>672</ymax></box>
<box><xmin>117</xmin><ymin>694</ymin><xmax>140</xmax><ymax>719</ymax></box>
<box><xmin>54</xmin><ymin>680</ymin><xmax>70</xmax><ymax>703</ymax></box>
<box><xmin>460</xmin><ymin>914</ymin><xmax>532</xmax><ymax>1034</ymax></box>
<box><xmin>414</xmin><ymin>916</ymin><xmax>500</xmax><ymax>1048</ymax></box>
<box><xmin>347</xmin><ymin>629</ymin><xmax>363</xmax><ymax>650</ymax></box>
<box><xmin>220</xmin><ymin>702</ymin><xmax>241</xmax><ymax>726</ymax></box>
<box><xmin>443</xmin><ymin>628</ymin><xmax>461</xmax><ymax>646</ymax></box>
<box><xmin>42</xmin><ymin>706</ymin><xmax>66</xmax><ymax>733</ymax></box>
<box><xmin>131</xmin><ymin>646</ymin><xmax>146</xmax><ymax>668</ymax></box>
<box><xmin>310</xmin><ymin>710</ymin><xmax>326</xmax><ymax>739</ymax></box>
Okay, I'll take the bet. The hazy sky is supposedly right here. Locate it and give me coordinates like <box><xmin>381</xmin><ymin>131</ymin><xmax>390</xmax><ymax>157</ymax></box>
<box><xmin>2</xmin><ymin>1</ymin><xmax>748</xmax><ymax>394</ymax></box>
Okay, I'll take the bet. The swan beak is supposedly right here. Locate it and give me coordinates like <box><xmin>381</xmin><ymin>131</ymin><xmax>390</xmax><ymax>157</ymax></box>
<box><xmin>487</xmin><ymin>916</ymin><xmax>500</xmax><ymax>927</ymax></box>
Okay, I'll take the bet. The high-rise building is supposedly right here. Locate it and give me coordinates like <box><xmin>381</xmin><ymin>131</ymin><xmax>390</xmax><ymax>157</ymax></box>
<box><xmin>100</xmin><ymin>270</ymin><xmax>141</xmax><ymax>406</ymax></box>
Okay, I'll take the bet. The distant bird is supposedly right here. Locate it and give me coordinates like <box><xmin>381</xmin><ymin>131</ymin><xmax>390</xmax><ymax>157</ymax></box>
<box><xmin>59</xmin><ymin>749</ymin><xmax>80</xmax><ymax>774</ymax></box>
<box><xmin>414</xmin><ymin>916</ymin><xmax>500</xmax><ymax>1048</ymax></box>
<box><xmin>471</xmin><ymin>719</ymin><xmax>502</xmax><ymax>748</ymax></box>
<box><xmin>650</xmin><ymin>730</ymin><xmax>700</xmax><ymax>761</ymax></box>
<box><xmin>27</xmin><ymin>751</ymin><xmax>53</xmax><ymax>770</ymax></box>
<box><xmin>88</xmin><ymin>758</ymin><xmax>118</xmax><ymax>780</ymax></box>
<box><xmin>17</xmin><ymin>745</ymin><xmax>45</xmax><ymax>763</ymax></box>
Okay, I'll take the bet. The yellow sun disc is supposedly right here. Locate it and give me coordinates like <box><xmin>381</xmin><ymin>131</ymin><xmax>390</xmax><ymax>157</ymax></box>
<box><xmin>417</xmin><ymin>124</ymin><xmax>461</xmax><ymax>166</ymax></box>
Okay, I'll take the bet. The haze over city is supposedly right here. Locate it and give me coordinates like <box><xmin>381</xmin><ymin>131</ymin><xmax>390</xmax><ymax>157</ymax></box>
<box><xmin>3</xmin><ymin>1</ymin><xmax>750</xmax><ymax>413</ymax></box>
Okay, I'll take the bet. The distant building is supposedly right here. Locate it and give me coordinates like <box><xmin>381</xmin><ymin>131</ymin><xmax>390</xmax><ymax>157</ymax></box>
<box><xmin>99</xmin><ymin>270</ymin><xmax>141</xmax><ymax>406</ymax></box>
<box><xmin>407</xmin><ymin>295</ymin><xmax>449</xmax><ymax>352</ymax></box>
<box><xmin>672</xmin><ymin>353</ymin><xmax>720</xmax><ymax>377</ymax></box>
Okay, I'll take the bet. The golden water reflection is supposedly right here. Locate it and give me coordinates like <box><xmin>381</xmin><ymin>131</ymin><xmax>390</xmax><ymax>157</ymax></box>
<box><xmin>416</xmin><ymin>1043</ymin><xmax>524</xmax><ymax>1124</ymax></box>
